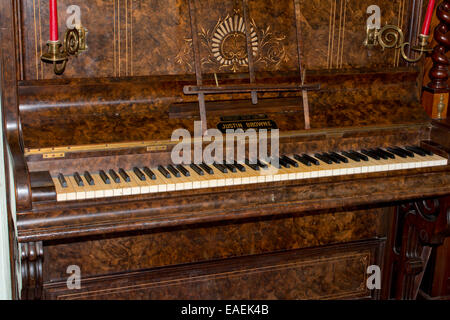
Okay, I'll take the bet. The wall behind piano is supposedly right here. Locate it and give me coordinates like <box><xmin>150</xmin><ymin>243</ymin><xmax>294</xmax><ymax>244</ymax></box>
<box><xmin>0</xmin><ymin>85</ymin><xmax>12</xmax><ymax>300</ymax></box>
<box><xmin>18</xmin><ymin>0</ymin><xmax>415</xmax><ymax>80</ymax></box>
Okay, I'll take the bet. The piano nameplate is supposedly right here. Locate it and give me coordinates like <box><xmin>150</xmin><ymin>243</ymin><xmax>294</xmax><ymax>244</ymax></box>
<box><xmin>217</xmin><ymin>120</ymin><xmax>278</xmax><ymax>133</ymax></box>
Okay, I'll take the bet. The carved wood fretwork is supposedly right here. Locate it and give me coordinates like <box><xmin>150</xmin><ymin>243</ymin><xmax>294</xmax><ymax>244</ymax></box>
<box><xmin>20</xmin><ymin>241</ymin><xmax>43</xmax><ymax>300</ymax></box>
<box><xmin>392</xmin><ymin>198</ymin><xmax>450</xmax><ymax>300</ymax></box>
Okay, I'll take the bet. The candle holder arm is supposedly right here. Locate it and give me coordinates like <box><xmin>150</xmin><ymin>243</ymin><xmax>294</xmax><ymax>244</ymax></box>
<box><xmin>365</xmin><ymin>25</ymin><xmax>432</xmax><ymax>63</ymax></box>
<box><xmin>41</xmin><ymin>27</ymin><xmax>87</xmax><ymax>75</ymax></box>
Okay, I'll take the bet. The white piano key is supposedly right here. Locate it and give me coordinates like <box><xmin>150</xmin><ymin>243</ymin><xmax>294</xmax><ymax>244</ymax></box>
<box><xmin>67</xmin><ymin>176</ymin><xmax>86</xmax><ymax>200</ymax></box>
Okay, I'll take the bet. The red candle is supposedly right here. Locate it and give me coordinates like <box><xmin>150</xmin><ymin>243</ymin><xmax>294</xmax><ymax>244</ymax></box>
<box><xmin>421</xmin><ymin>0</ymin><xmax>436</xmax><ymax>36</ymax></box>
<box><xmin>49</xmin><ymin>0</ymin><xmax>59</xmax><ymax>41</ymax></box>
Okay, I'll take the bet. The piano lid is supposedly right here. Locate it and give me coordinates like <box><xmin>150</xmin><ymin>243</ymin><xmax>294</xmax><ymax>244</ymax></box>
<box><xmin>15</xmin><ymin>0</ymin><xmax>429</xmax><ymax>151</ymax></box>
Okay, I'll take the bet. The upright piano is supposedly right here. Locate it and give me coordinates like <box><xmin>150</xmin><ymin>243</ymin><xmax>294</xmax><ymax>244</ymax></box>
<box><xmin>1</xmin><ymin>0</ymin><xmax>450</xmax><ymax>300</ymax></box>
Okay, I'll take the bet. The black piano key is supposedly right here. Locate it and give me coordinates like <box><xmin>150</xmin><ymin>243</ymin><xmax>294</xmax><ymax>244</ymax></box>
<box><xmin>84</xmin><ymin>171</ymin><xmax>95</xmax><ymax>186</ymax></box>
<box><xmin>224</xmin><ymin>163</ymin><xmax>237</xmax><ymax>173</ymax></box>
<box><xmin>200</xmin><ymin>163</ymin><xmax>214</xmax><ymax>175</ymax></box>
<box><xmin>245</xmin><ymin>159</ymin><xmax>261</xmax><ymax>171</ymax></box>
<box><xmin>118</xmin><ymin>168</ymin><xmax>131</xmax><ymax>182</ymax></box>
<box><xmin>324</xmin><ymin>152</ymin><xmax>341</xmax><ymax>164</ymax></box>
<box><xmin>392</xmin><ymin>146</ymin><xmax>414</xmax><ymax>158</ymax></box>
<box><xmin>412</xmin><ymin>145</ymin><xmax>433</xmax><ymax>156</ymax></box>
<box><xmin>386</xmin><ymin>147</ymin><xmax>408</xmax><ymax>158</ymax></box>
<box><xmin>341</xmin><ymin>151</ymin><xmax>360</xmax><ymax>162</ymax></box>
<box><xmin>213</xmin><ymin>163</ymin><xmax>228</xmax><ymax>174</ymax></box>
<box><xmin>350</xmin><ymin>151</ymin><xmax>369</xmax><ymax>161</ymax></box>
<box><xmin>158</xmin><ymin>165</ymin><xmax>171</xmax><ymax>178</ymax></box>
<box><xmin>282</xmin><ymin>155</ymin><xmax>299</xmax><ymax>167</ymax></box>
<box><xmin>395</xmin><ymin>146</ymin><xmax>414</xmax><ymax>158</ymax></box>
<box><xmin>143</xmin><ymin>167</ymin><xmax>157</xmax><ymax>180</ymax></box>
<box><xmin>109</xmin><ymin>169</ymin><xmax>121</xmax><ymax>183</ymax></box>
<box><xmin>375</xmin><ymin>148</ymin><xmax>395</xmax><ymax>159</ymax></box>
<box><xmin>277</xmin><ymin>157</ymin><xmax>291</xmax><ymax>168</ymax></box>
<box><xmin>302</xmin><ymin>154</ymin><xmax>320</xmax><ymax>166</ymax></box>
<box><xmin>248</xmin><ymin>158</ymin><xmax>266</xmax><ymax>169</ymax></box>
<box><xmin>167</xmin><ymin>165</ymin><xmax>181</xmax><ymax>178</ymax></box>
<box><xmin>369</xmin><ymin>148</ymin><xmax>389</xmax><ymax>160</ymax></box>
<box><xmin>133</xmin><ymin>167</ymin><xmax>146</xmax><ymax>181</ymax></box>
<box><xmin>314</xmin><ymin>153</ymin><xmax>333</xmax><ymax>164</ymax></box>
<box><xmin>233</xmin><ymin>162</ymin><xmax>246</xmax><ymax>172</ymax></box>
<box><xmin>294</xmin><ymin>154</ymin><xmax>312</xmax><ymax>166</ymax></box>
<box><xmin>330</xmin><ymin>152</ymin><xmax>349</xmax><ymax>163</ymax></box>
<box><xmin>190</xmin><ymin>164</ymin><xmax>205</xmax><ymax>176</ymax></box>
<box><xmin>256</xmin><ymin>159</ymin><xmax>269</xmax><ymax>169</ymax></box>
<box><xmin>99</xmin><ymin>170</ymin><xmax>111</xmax><ymax>184</ymax></box>
<box><xmin>361</xmin><ymin>149</ymin><xmax>380</xmax><ymax>160</ymax></box>
<box><xmin>74</xmin><ymin>172</ymin><xmax>84</xmax><ymax>186</ymax></box>
<box><xmin>405</xmin><ymin>146</ymin><xmax>427</xmax><ymax>157</ymax></box>
<box><xmin>57</xmin><ymin>173</ymin><xmax>68</xmax><ymax>188</ymax></box>
<box><xmin>176</xmin><ymin>165</ymin><xmax>191</xmax><ymax>177</ymax></box>
<box><xmin>269</xmin><ymin>160</ymin><xmax>282</xmax><ymax>169</ymax></box>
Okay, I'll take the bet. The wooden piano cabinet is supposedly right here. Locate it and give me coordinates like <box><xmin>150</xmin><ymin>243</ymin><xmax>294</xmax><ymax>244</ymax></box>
<box><xmin>3</xmin><ymin>0</ymin><xmax>450</xmax><ymax>301</ymax></box>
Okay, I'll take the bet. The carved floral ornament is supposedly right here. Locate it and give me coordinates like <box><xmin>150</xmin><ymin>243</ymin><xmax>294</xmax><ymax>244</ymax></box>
<box><xmin>176</xmin><ymin>11</ymin><xmax>288</xmax><ymax>73</ymax></box>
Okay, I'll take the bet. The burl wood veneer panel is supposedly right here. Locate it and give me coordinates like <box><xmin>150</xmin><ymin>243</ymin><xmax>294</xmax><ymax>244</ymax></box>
<box><xmin>19</xmin><ymin>69</ymin><xmax>427</xmax><ymax>150</ymax></box>
<box><xmin>43</xmin><ymin>240</ymin><xmax>383</xmax><ymax>300</ymax></box>
<box><xmin>20</xmin><ymin>0</ymin><xmax>411</xmax><ymax>80</ymax></box>
<box><xmin>43</xmin><ymin>207</ymin><xmax>387</xmax><ymax>282</ymax></box>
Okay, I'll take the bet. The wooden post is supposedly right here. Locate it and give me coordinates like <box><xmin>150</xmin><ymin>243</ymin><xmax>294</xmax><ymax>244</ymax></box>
<box><xmin>422</xmin><ymin>0</ymin><xmax>450</xmax><ymax>119</ymax></box>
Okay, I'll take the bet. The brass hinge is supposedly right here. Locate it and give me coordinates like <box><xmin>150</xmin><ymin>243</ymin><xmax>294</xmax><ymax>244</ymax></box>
<box><xmin>43</xmin><ymin>152</ymin><xmax>65</xmax><ymax>159</ymax></box>
<box><xmin>146</xmin><ymin>145</ymin><xmax>168</xmax><ymax>152</ymax></box>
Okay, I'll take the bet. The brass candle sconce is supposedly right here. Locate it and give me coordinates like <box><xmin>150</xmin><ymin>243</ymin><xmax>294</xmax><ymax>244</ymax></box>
<box><xmin>41</xmin><ymin>26</ymin><xmax>87</xmax><ymax>75</ymax></box>
<box><xmin>364</xmin><ymin>25</ymin><xmax>432</xmax><ymax>63</ymax></box>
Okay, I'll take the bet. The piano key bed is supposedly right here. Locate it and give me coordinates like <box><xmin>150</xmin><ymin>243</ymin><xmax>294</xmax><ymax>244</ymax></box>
<box><xmin>51</xmin><ymin>146</ymin><xmax>448</xmax><ymax>202</ymax></box>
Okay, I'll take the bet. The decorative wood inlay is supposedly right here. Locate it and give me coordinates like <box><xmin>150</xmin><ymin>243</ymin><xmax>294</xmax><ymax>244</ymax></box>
<box><xmin>57</xmin><ymin>253</ymin><xmax>371</xmax><ymax>300</ymax></box>
<box><xmin>38</xmin><ymin>0</ymin><xmax>43</xmax><ymax>79</ymax></box>
<box><xmin>114</xmin><ymin>0</ymin><xmax>116</xmax><ymax>76</ymax></box>
<box><xmin>328</xmin><ymin>0</ymin><xmax>336</xmax><ymax>69</ymax></box>
<box><xmin>394</xmin><ymin>0</ymin><xmax>406</xmax><ymax>67</ymax></box>
<box><xmin>32</xmin><ymin>0</ymin><xmax>38</xmax><ymax>79</ymax></box>
<box><xmin>113</xmin><ymin>0</ymin><xmax>134</xmax><ymax>77</ymax></box>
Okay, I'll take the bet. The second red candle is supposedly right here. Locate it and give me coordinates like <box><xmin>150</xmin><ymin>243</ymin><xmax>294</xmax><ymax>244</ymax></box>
<box><xmin>49</xmin><ymin>0</ymin><xmax>59</xmax><ymax>41</ymax></box>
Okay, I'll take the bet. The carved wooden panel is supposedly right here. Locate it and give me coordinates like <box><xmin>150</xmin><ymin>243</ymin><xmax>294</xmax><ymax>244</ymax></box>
<box><xmin>19</xmin><ymin>0</ymin><xmax>417</xmax><ymax>80</ymax></box>
<box><xmin>43</xmin><ymin>240</ymin><xmax>384</xmax><ymax>300</ymax></box>
<box><xmin>20</xmin><ymin>241</ymin><xmax>43</xmax><ymax>300</ymax></box>
<box><xmin>43</xmin><ymin>207</ymin><xmax>387</xmax><ymax>282</ymax></box>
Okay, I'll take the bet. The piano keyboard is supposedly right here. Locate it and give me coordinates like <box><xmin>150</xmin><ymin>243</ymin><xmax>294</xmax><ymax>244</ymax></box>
<box><xmin>52</xmin><ymin>146</ymin><xmax>448</xmax><ymax>202</ymax></box>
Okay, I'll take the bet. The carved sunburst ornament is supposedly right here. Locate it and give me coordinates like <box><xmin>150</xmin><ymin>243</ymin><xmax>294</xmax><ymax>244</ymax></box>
<box><xmin>175</xmin><ymin>10</ymin><xmax>287</xmax><ymax>73</ymax></box>
<box><xmin>211</xmin><ymin>15</ymin><xmax>258</xmax><ymax>71</ymax></box>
